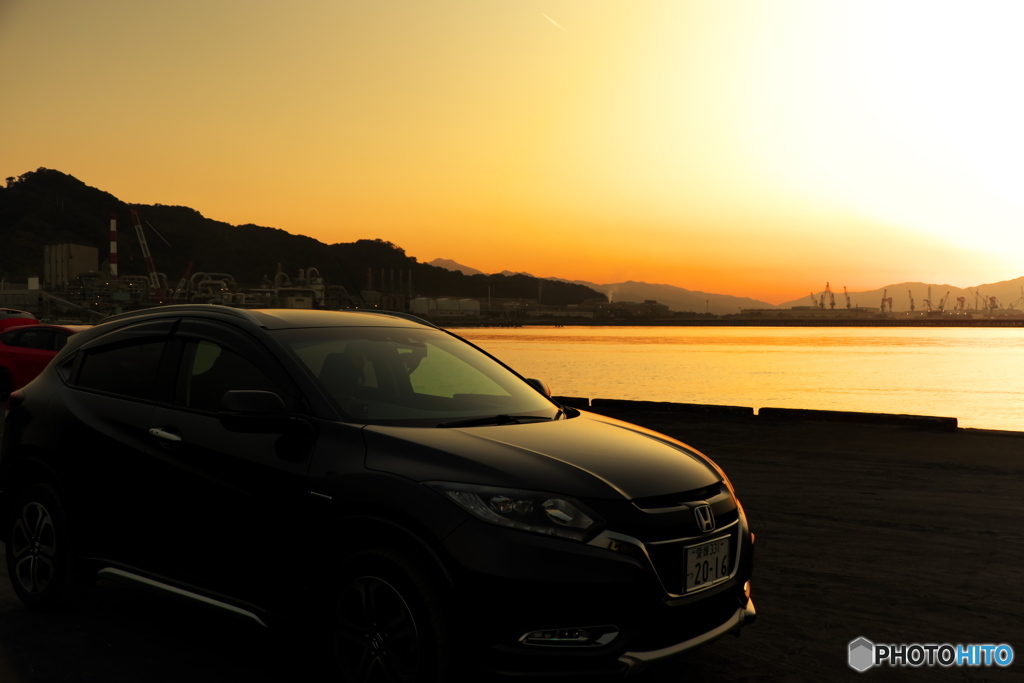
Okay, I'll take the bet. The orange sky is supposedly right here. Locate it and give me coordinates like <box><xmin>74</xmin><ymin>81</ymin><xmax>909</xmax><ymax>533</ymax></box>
<box><xmin>3</xmin><ymin>1</ymin><xmax>1024</xmax><ymax>304</ymax></box>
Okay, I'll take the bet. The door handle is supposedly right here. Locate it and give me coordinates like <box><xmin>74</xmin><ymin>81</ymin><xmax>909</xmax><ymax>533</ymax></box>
<box><xmin>148</xmin><ymin>427</ymin><xmax>182</xmax><ymax>443</ymax></box>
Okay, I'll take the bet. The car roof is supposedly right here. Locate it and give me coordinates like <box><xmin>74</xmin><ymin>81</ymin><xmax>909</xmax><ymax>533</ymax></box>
<box><xmin>101</xmin><ymin>305</ymin><xmax>437</xmax><ymax>330</ymax></box>
<box><xmin>44</xmin><ymin>324</ymin><xmax>93</xmax><ymax>333</ymax></box>
<box><xmin>0</xmin><ymin>323</ymin><xmax>90</xmax><ymax>335</ymax></box>
<box><xmin>0</xmin><ymin>309</ymin><xmax>37</xmax><ymax>319</ymax></box>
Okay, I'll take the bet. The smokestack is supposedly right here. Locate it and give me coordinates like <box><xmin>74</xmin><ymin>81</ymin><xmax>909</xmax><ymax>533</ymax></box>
<box><xmin>109</xmin><ymin>213</ymin><xmax>118</xmax><ymax>278</ymax></box>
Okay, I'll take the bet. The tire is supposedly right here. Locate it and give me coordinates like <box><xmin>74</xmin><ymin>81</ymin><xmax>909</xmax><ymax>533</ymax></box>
<box><xmin>331</xmin><ymin>548</ymin><xmax>453</xmax><ymax>683</ymax></box>
<box><xmin>5</xmin><ymin>482</ymin><xmax>93</xmax><ymax>611</ymax></box>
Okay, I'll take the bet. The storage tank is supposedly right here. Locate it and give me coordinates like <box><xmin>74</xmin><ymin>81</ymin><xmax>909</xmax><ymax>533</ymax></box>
<box><xmin>436</xmin><ymin>297</ymin><xmax>459</xmax><ymax>311</ymax></box>
<box><xmin>410</xmin><ymin>297</ymin><xmax>436</xmax><ymax>315</ymax></box>
<box><xmin>458</xmin><ymin>299</ymin><xmax>481</xmax><ymax>313</ymax></box>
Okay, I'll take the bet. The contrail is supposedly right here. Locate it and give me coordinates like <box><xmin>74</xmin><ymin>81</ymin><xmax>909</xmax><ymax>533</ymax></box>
<box><xmin>543</xmin><ymin>13</ymin><xmax>564</xmax><ymax>29</ymax></box>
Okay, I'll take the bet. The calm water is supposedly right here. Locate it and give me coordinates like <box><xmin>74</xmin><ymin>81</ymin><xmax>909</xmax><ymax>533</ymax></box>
<box><xmin>457</xmin><ymin>326</ymin><xmax>1024</xmax><ymax>432</ymax></box>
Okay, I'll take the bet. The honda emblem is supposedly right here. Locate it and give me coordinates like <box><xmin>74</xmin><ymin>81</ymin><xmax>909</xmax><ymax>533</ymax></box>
<box><xmin>694</xmin><ymin>504</ymin><xmax>715</xmax><ymax>532</ymax></box>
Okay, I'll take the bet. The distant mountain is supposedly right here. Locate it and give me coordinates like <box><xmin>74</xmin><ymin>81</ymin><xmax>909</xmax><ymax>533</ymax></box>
<box><xmin>429</xmin><ymin>258</ymin><xmax>775</xmax><ymax>314</ymax></box>
<box><xmin>426</xmin><ymin>258</ymin><xmax>484</xmax><ymax>276</ymax></box>
<box><xmin>568</xmin><ymin>280</ymin><xmax>775</xmax><ymax>315</ymax></box>
<box><xmin>780</xmin><ymin>280</ymin><xmax>1024</xmax><ymax>312</ymax></box>
<box><xmin>0</xmin><ymin>168</ymin><xmax>605</xmax><ymax>306</ymax></box>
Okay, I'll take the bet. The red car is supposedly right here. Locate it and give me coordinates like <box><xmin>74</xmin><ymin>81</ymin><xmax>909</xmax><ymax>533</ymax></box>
<box><xmin>0</xmin><ymin>308</ymin><xmax>39</xmax><ymax>333</ymax></box>
<box><xmin>0</xmin><ymin>323</ymin><xmax>90</xmax><ymax>397</ymax></box>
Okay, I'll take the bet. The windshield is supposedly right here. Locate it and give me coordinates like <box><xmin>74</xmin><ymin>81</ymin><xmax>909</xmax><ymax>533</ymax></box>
<box><xmin>273</xmin><ymin>326</ymin><xmax>558</xmax><ymax>426</ymax></box>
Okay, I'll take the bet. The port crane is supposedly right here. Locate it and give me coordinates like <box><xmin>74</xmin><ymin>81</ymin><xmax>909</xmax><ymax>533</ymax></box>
<box><xmin>130</xmin><ymin>209</ymin><xmax>163</xmax><ymax>299</ymax></box>
<box><xmin>955</xmin><ymin>297</ymin><xmax>966</xmax><ymax>311</ymax></box>
<box><xmin>1008</xmin><ymin>287</ymin><xmax>1024</xmax><ymax>310</ymax></box>
<box><xmin>844</xmin><ymin>286</ymin><xmax>852</xmax><ymax>309</ymax></box>
<box><xmin>937</xmin><ymin>291</ymin><xmax>950</xmax><ymax>312</ymax></box>
<box><xmin>824</xmin><ymin>282</ymin><xmax>836</xmax><ymax>309</ymax></box>
<box><xmin>908</xmin><ymin>290</ymin><xmax>915</xmax><ymax>312</ymax></box>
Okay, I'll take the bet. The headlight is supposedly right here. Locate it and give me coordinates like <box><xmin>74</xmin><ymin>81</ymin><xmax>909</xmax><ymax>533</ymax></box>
<box><xmin>426</xmin><ymin>482</ymin><xmax>602</xmax><ymax>541</ymax></box>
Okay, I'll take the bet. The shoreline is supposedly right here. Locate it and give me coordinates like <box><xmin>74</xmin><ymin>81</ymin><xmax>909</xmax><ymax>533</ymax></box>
<box><xmin>559</xmin><ymin>395</ymin><xmax>1024</xmax><ymax>436</ymax></box>
<box><xmin>443</xmin><ymin>317</ymin><xmax>1024</xmax><ymax>328</ymax></box>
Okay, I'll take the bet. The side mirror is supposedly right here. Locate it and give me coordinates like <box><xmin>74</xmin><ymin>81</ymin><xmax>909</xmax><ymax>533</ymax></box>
<box><xmin>219</xmin><ymin>390</ymin><xmax>289</xmax><ymax>432</ymax></box>
<box><xmin>526</xmin><ymin>378</ymin><xmax>552</xmax><ymax>397</ymax></box>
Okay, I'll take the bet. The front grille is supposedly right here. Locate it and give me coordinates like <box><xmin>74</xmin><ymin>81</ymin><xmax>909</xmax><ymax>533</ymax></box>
<box><xmin>622</xmin><ymin>507</ymin><xmax>739</xmax><ymax>544</ymax></box>
<box><xmin>631</xmin><ymin>483</ymin><xmax>724</xmax><ymax>511</ymax></box>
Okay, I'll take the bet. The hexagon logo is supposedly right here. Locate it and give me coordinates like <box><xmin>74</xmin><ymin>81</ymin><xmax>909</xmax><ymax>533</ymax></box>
<box><xmin>849</xmin><ymin>637</ymin><xmax>875</xmax><ymax>672</ymax></box>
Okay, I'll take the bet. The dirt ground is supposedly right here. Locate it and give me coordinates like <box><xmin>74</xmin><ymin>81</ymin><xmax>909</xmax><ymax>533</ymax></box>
<box><xmin>1</xmin><ymin>409</ymin><xmax>1022</xmax><ymax>682</ymax></box>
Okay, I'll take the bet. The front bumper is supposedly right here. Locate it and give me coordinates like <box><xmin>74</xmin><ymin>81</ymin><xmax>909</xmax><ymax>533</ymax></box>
<box><xmin>619</xmin><ymin>588</ymin><xmax>756</xmax><ymax>677</ymax></box>
<box><xmin>442</xmin><ymin>516</ymin><xmax>756</xmax><ymax>678</ymax></box>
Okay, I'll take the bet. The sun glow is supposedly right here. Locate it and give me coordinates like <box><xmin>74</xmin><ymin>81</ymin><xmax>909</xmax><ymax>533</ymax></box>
<box><xmin>744</xmin><ymin>1</ymin><xmax>1024</xmax><ymax>254</ymax></box>
<box><xmin>3</xmin><ymin>1</ymin><xmax>1024</xmax><ymax>301</ymax></box>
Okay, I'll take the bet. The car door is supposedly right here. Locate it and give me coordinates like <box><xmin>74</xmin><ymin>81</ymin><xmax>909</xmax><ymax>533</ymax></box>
<box><xmin>1</xmin><ymin>327</ymin><xmax>57</xmax><ymax>388</ymax></box>
<box><xmin>143</xmin><ymin>318</ymin><xmax>315</xmax><ymax>601</ymax></box>
<box><xmin>55</xmin><ymin>319</ymin><xmax>178</xmax><ymax>567</ymax></box>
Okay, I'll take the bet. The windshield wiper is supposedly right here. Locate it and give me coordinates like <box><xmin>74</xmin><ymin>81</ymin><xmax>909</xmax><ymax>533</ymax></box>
<box><xmin>437</xmin><ymin>414</ymin><xmax>555</xmax><ymax>429</ymax></box>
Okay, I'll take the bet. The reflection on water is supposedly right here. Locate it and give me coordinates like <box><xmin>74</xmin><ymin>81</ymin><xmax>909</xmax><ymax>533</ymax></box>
<box><xmin>458</xmin><ymin>326</ymin><xmax>1024</xmax><ymax>432</ymax></box>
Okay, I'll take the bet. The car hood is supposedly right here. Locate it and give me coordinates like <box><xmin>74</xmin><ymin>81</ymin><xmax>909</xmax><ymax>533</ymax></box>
<box><xmin>363</xmin><ymin>411</ymin><xmax>721</xmax><ymax>501</ymax></box>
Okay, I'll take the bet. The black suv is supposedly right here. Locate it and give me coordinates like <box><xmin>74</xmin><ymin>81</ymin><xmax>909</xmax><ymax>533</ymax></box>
<box><xmin>1</xmin><ymin>306</ymin><xmax>755</xmax><ymax>680</ymax></box>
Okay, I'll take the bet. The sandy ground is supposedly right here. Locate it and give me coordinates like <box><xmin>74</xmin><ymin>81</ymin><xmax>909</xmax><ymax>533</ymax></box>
<box><xmin>1</xmin><ymin>409</ymin><xmax>1023</xmax><ymax>682</ymax></box>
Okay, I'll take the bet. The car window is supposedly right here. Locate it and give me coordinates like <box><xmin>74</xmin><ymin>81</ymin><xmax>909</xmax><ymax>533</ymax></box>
<box><xmin>3</xmin><ymin>328</ymin><xmax>58</xmax><ymax>351</ymax></box>
<box><xmin>275</xmin><ymin>327</ymin><xmax>555</xmax><ymax>425</ymax></box>
<box><xmin>407</xmin><ymin>341</ymin><xmax>508</xmax><ymax>399</ymax></box>
<box><xmin>177</xmin><ymin>339</ymin><xmax>285</xmax><ymax>413</ymax></box>
<box><xmin>75</xmin><ymin>340</ymin><xmax>168</xmax><ymax>400</ymax></box>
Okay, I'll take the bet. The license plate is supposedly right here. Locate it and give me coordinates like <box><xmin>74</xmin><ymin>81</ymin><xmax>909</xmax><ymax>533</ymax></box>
<box><xmin>685</xmin><ymin>536</ymin><xmax>731</xmax><ymax>591</ymax></box>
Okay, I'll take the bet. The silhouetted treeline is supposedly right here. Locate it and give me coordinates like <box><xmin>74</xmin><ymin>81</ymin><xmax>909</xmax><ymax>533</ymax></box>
<box><xmin>0</xmin><ymin>169</ymin><xmax>605</xmax><ymax>305</ymax></box>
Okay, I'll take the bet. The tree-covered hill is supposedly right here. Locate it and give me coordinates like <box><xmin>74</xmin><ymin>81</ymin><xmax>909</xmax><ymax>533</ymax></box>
<box><xmin>0</xmin><ymin>169</ymin><xmax>604</xmax><ymax>306</ymax></box>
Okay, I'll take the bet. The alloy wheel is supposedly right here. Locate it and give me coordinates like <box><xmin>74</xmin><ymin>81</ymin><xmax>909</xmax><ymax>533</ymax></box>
<box><xmin>334</xmin><ymin>575</ymin><xmax>420</xmax><ymax>683</ymax></box>
<box><xmin>10</xmin><ymin>501</ymin><xmax>58</xmax><ymax>595</ymax></box>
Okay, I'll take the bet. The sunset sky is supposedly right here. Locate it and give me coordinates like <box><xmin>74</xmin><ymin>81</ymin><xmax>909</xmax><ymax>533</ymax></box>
<box><xmin>3</xmin><ymin>1</ymin><xmax>1023</xmax><ymax>304</ymax></box>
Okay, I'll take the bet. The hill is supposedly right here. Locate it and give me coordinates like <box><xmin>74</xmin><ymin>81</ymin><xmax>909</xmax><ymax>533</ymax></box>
<box><xmin>425</xmin><ymin>258</ymin><xmax>484</xmax><ymax>276</ymax></box>
<box><xmin>567</xmin><ymin>280</ymin><xmax>775</xmax><ymax>316</ymax></box>
<box><xmin>427</xmin><ymin>258</ymin><xmax>776</xmax><ymax>315</ymax></box>
<box><xmin>0</xmin><ymin>169</ymin><xmax>604</xmax><ymax>306</ymax></box>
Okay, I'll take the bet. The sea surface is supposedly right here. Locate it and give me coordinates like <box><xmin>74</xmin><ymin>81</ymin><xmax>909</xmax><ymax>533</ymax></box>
<box><xmin>457</xmin><ymin>326</ymin><xmax>1024</xmax><ymax>432</ymax></box>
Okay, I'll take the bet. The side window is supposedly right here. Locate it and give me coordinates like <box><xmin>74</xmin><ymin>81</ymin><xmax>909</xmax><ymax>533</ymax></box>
<box><xmin>3</xmin><ymin>328</ymin><xmax>57</xmax><ymax>350</ymax></box>
<box><xmin>75</xmin><ymin>340</ymin><xmax>168</xmax><ymax>400</ymax></box>
<box><xmin>178</xmin><ymin>340</ymin><xmax>284</xmax><ymax>413</ymax></box>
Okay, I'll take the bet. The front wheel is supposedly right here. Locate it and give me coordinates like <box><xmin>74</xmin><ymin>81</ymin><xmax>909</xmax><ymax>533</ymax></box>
<box><xmin>5</xmin><ymin>482</ymin><xmax>93</xmax><ymax>611</ymax></box>
<box><xmin>331</xmin><ymin>548</ymin><xmax>453</xmax><ymax>683</ymax></box>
